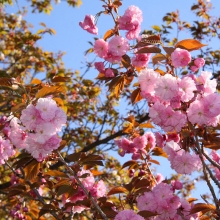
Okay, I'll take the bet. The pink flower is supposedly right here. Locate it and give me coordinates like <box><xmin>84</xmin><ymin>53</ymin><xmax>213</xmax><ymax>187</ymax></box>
<box><xmin>79</xmin><ymin>15</ymin><xmax>98</xmax><ymax>35</ymax></box>
<box><xmin>108</xmin><ymin>36</ymin><xmax>129</xmax><ymax>57</ymax></box>
<box><xmin>171</xmin><ymin>48</ymin><xmax>191</xmax><ymax>68</ymax></box>
<box><xmin>194</xmin><ymin>58</ymin><xmax>205</xmax><ymax>68</ymax></box>
<box><xmin>0</xmin><ymin>136</ymin><xmax>15</xmax><ymax>164</ymax></box>
<box><xmin>171</xmin><ymin>152</ymin><xmax>202</xmax><ymax>174</ymax></box>
<box><xmin>35</xmin><ymin>98</ymin><xmax>58</xmax><ymax>122</ymax></box>
<box><xmin>105</xmin><ymin>68</ymin><xmax>114</xmax><ymax>78</ymax></box>
<box><xmin>94</xmin><ymin>39</ymin><xmax>108</xmax><ymax>58</ymax></box>
<box><xmin>114</xmin><ymin>210</ymin><xmax>145</xmax><ymax>220</ymax></box>
<box><xmin>137</xmin><ymin>191</ymin><xmax>156</xmax><ymax>212</ymax></box>
<box><xmin>104</xmin><ymin>52</ymin><xmax>122</xmax><ymax>63</ymax></box>
<box><xmin>143</xmin><ymin>132</ymin><xmax>156</xmax><ymax>148</ymax></box>
<box><xmin>202</xmin><ymin>93</ymin><xmax>220</xmax><ymax>118</ymax></box>
<box><xmin>190</xmin><ymin>65</ymin><xmax>199</xmax><ymax>73</ymax></box>
<box><xmin>155</xmin><ymin>74</ymin><xmax>178</xmax><ymax>102</ymax></box>
<box><xmin>197</xmin><ymin>71</ymin><xmax>217</xmax><ymax>94</ymax></box>
<box><xmin>171</xmin><ymin>180</ymin><xmax>183</xmax><ymax>190</ymax></box>
<box><xmin>187</xmin><ymin>100</ymin><xmax>209</xmax><ymax>126</ymax></box>
<box><xmin>94</xmin><ymin>62</ymin><xmax>105</xmax><ymax>72</ymax></box>
<box><xmin>138</xmin><ymin>68</ymin><xmax>159</xmax><ymax>95</ymax></box>
<box><xmin>133</xmin><ymin>135</ymin><xmax>147</xmax><ymax>149</ymax></box>
<box><xmin>118</xmin><ymin>5</ymin><xmax>143</xmax><ymax>40</ymax></box>
<box><xmin>178</xmin><ymin>76</ymin><xmax>196</xmax><ymax>102</ymax></box>
<box><xmin>132</xmin><ymin>53</ymin><xmax>151</xmax><ymax>67</ymax></box>
<box><xmin>90</xmin><ymin>180</ymin><xmax>106</xmax><ymax>197</ymax></box>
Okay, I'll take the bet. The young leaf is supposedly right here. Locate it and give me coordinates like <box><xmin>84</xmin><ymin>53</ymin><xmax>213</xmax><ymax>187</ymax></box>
<box><xmin>136</xmin><ymin>47</ymin><xmax>161</xmax><ymax>54</ymax></box>
<box><xmin>44</xmin><ymin>170</ymin><xmax>69</xmax><ymax>178</ymax></box>
<box><xmin>121</xmin><ymin>160</ymin><xmax>138</xmax><ymax>170</ymax></box>
<box><xmin>152</xmin><ymin>54</ymin><xmax>166</xmax><ymax>65</ymax></box>
<box><xmin>190</xmin><ymin>203</ymin><xmax>216</xmax><ymax>215</ymax></box>
<box><xmin>131</xmin><ymin>88</ymin><xmax>143</xmax><ymax>104</ymax></box>
<box><xmin>103</xmin><ymin>29</ymin><xmax>115</xmax><ymax>41</ymax></box>
<box><xmin>175</xmin><ymin>39</ymin><xmax>207</xmax><ymax>51</ymax></box>
<box><xmin>24</xmin><ymin>159</ymin><xmax>41</xmax><ymax>181</ymax></box>
<box><xmin>139</xmin><ymin>121</ymin><xmax>154</xmax><ymax>129</ymax></box>
<box><xmin>107</xmin><ymin>186</ymin><xmax>128</xmax><ymax>196</ymax></box>
<box><xmin>138</xmin><ymin>210</ymin><xmax>158</xmax><ymax>218</ymax></box>
<box><xmin>121</xmin><ymin>54</ymin><xmax>131</xmax><ymax>68</ymax></box>
<box><xmin>151</xmin><ymin>147</ymin><xmax>168</xmax><ymax>158</ymax></box>
<box><xmin>35</xmin><ymin>85</ymin><xmax>66</xmax><ymax>98</ymax></box>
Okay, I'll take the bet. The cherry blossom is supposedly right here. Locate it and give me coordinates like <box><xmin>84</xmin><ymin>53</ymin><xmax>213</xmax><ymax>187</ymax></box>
<box><xmin>79</xmin><ymin>15</ymin><xmax>98</xmax><ymax>35</ymax></box>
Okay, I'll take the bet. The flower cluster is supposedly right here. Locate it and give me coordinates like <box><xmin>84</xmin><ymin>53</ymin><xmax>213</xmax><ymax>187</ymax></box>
<box><xmin>138</xmin><ymin>68</ymin><xmax>219</xmax><ymax>132</ymax></box>
<box><xmin>63</xmin><ymin>169</ymin><xmax>106</xmax><ymax>214</ymax></box>
<box><xmin>94</xmin><ymin>36</ymin><xmax>129</xmax><ymax>63</ymax></box>
<box><xmin>118</xmin><ymin>5</ymin><xmax>143</xmax><ymax>40</ymax></box>
<box><xmin>6</xmin><ymin>98</ymin><xmax>67</xmax><ymax>161</ymax></box>
<box><xmin>115</xmin><ymin>132</ymin><xmax>155</xmax><ymax>160</ymax></box>
<box><xmin>137</xmin><ymin>182</ymin><xmax>199</xmax><ymax>220</ymax></box>
<box><xmin>164</xmin><ymin>141</ymin><xmax>202</xmax><ymax>174</ymax></box>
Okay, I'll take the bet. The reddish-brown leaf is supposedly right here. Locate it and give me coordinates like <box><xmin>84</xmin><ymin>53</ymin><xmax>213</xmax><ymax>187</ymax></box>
<box><xmin>51</xmin><ymin>76</ymin><xmax>71</xmax><ymax>83</ymax></box>
<box><xmin>131</xmin><ymin>88</ymin><xmax>143</xmax><ymax>104</ymax></box>
<box><xmin>152</xmin><ymin>147</ymin><xmax>168</xmax><ymax>158</ymax></box>
<box><xmin>24</xmin><ymin>159</ymin><xmax>40</xmax><ymax>181</ymax></box>
<box><xmin>107</xmin><ymin>186</ymin><xmax>128</xmax><ymax>196</ymax></box>
<box><xmin>44</xmin><ymin>170</ymin><xmax>69</xmax><ymax>178</ymax></box>
<box><xmin>138</xmin><ymin>210</ymin><xmax>158</xmax><ymax>218</ymax></box>
<box><xmin>121</xmin><ymin>160</ymin><xmax>138</xmax><ymax>170</ymax></box>
<box><xmin>35</xmin><ymin>85</ymin><xmax>66</xmax><ymax>98</ymax></box>
<box><xmin>152</xmin><ymin>54</ymin><xmax>166</xmax><ymax>65</ymax></box>
<box><xmin>149</xmin><ymin>159</ymin><xmax>160</xmax><ymax>165</ymax></box>
<box><xmin>139</xmin><ymin>121</ymin><xmax>154</xmax><ymax>129</ymax></box>
<box><xmin>163</xmin><ymin>47</ymin><xmax>175</xmax><ymax>55</ymax></box>
<box><xmin>190</xmin><ymin>203</ymin><xmax>216</xmax><ymax>215</ymax></box>
<box><xmin>175</xmin><ymin>39</ymin><xmax>207</xmax><ymax>51</ymax></box>
<box><xmin>136</xmin><ymin>47</ymin><xmax>161</xmax><ymax>54</ymax></box>
<box><xmin>103</xmin><ymin>29</ymin><xmax>115</xmax><ymax>41</ymax></box>
<box><xmin>121</xmin><ymin>54</ymin><xmax>131</xmax><ymax>68</ymax></box>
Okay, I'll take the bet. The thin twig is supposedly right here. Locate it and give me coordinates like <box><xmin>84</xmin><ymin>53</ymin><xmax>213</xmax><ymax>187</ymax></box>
<box><xmin>57</xmin><ymin>151</ymin><xmax>108</xmax><ymax>220</ymax></box>
<box><xmin>193</xmin><ymin>134</ymin><xmax>220</xmax><ymax>217</ymax></box>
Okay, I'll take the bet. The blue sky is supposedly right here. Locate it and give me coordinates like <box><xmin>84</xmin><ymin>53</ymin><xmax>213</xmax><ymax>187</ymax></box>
<box><xmin>6</xmin><ymin>0</ymin><xmax>220</xmax><ymax>201</ymax></box>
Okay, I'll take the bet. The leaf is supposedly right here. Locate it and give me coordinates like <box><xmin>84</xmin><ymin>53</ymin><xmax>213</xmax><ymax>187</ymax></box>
<box><xmin>154</xmin><ymin>68</ymin><xmax>166</xmax><ymax>76</ymax></box>
<box><xmin>57</xmin><ymin>185</ymin><xmax>72</xmax><ymax>196</ymax></box>
<box><xmin>0</xmin><ymin>77</ymin><xmax>13</xmax><ymax>87</ymax></box>
<box><xmin>38</xmin><ymin>204</ymin><xmax>56</xmax><ymax>218</ymax></box>
<box><xmin>121</xmin><ymin>160</ymin><xmax>138</xmax><ymax>170</ymax></box>
<box><xmin>131</xmin><ymin>88</ymin><xmax>143</xmax><ymax>104</ymax></box>
<box><xmin>103</xmin><ymin>29</ymin><xmax>115</xmax><ymax>41</ymax></box>
<box><xmin>107</xmin><ymin>186</ymin><xmax>128</xmax><ymax>196</ymax></box>
<box><xmin>163</xmin><ymin>47</ymin><xmax>175</xmax><ymax>56</ymax></box>
<box><xmin>134</xmin><ymin>179</ymin><xmax>150</xmax><ymax>189</ymax></box>
<box><xmin>190</xmin><ymin>203</ymin><xmax>216</xmax><ymax>215</ymax></box>
<box><xmin>152</xmin><ymin>54</ymin><xmax>166</xmax><ymax>65</ymax></box>
<box><xmin>11</xmin><ymin>103</ymin><xmax>26</xmax><ymax>113</ymax></box>
<box><xmin>39</xmin><ymin>22</ymin><xmax>47</xmax><ymax>27</ymax></box>
<box><xmin>151</xmin><ymin>147</ymin><xmax>168</xmax><ymax>158</ymax></box>
<box><xmin>90</xmin><ymin>170</ymin><xmax>103</xmax><ymax>176</ymax></box>
<box><xmin>121</xmin><ymin>54</ymin><xmax>131</xmax><ymax>68</ymax></box>
<box><xmin>152</xmin><ymin>25</ymin><xmax>161</xmax><ymax>32</ymax></box>
<box><xmin>24</xmin><ymin>159</ymin><xmax>40</xmax><ymax>181</ymax></box>
<box><xmin>67</xmin><ymin>152</ymin><xmax>81</xmax><ymax>162</ymax></box>
<box><xmin>138</xmin><ymin>210</ymin><xmax>158</xmax><ymax>218</ymax></box>
<box><xmin>100</xmin><ymin>207</ymin><xmax>118</xmax><ymax>218</ymax></box>
<box><xmin>35</xmin><ymin>86</ymin><xmax>66</xmax><ymax>98</ymax></box>
<box><xmin>136</xmin><ymin>47</ymin><xmax>161</xmax><ymax>54</ymax></box>
<box><xmin>44</xmin><ymin>170</ymin><xmax>69</xmax><ymax>178</ymax></box>
<box><xmin>139</xmin><ymin>121</ymin><xmax>154</xmax><ymax>129</ymax></box>
<box><xmin>30</xmin><ymin>78</ymin><xmax>42</xmax><ymax>84</ymax></box>
<box><xmin>51</xmin><ymin>76</ymin><xmax>71</xmax><ymax>83</ymax></box>
<box><xmin>141</xmin><ymin>34</ymin><xmax>162</xmax><ymax>45</ymax></box>
<box><xmin>149</xmin><ymin>159</ymin><xmax>160</xmax><ymax>165</ymax></box>
<box><xmin>108</xmin><ymin>76</ymin><xmax>125</xmax><ymax>98</ymax></box>
<box><xmin>49</xmin><ymin>28</ymin><xmax>56</xmax><ymax>35</ymax></box>
<box><xmin>175</xmin><ymin>39</ymin><xmax>207</xmax><ymax>51</ymax></box>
